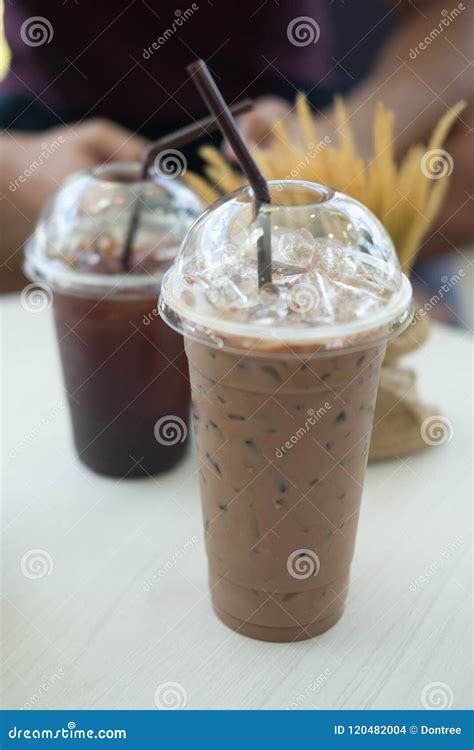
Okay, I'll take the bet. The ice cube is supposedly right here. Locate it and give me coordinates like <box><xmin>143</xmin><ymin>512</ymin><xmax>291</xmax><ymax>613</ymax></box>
<box><xmin>206</xmin><ymin>277</ymin><xmax>253</xmax><ymax>310</ymax></box>
<box><xmin>274</xmin><ymin>228</ymin><xmax>316</xmax><ymax>266</ymax></box>
<box><xmin>253</xmin><ymin>283</ymin><xmax>289</xmax><ymax>324</ymax></box>
<box><xmin>329</xmin><ymin>280</ymin><xmax>386</xmax><ymax>322</ymax></box>
<box><xmin>313</xmin><ymin>239</ymin><xmax>353</xmax><ymax>275</ymax></box>
<box><xmin>271</xmin><ymin>260</ymin><xmax>306</xmax><ymax>283</ymax></box>
<box><xmin>287</xmin><ymin>271</ymin><xmax>335</xmax><ymax>323</ymax></box>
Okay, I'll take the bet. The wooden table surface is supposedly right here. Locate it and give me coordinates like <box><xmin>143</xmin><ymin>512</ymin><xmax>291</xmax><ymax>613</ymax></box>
<box><xmin>1</xmin><ymin>293</ymin><xmax>472</xmax><ymax>711</ymax></box>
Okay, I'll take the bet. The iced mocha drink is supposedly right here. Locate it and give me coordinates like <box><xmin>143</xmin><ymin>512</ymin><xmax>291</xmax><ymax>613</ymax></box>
<box><xmin>160</xmin><ymin>181</ymin><xmax>412</xmax><ymax>641</ymax></box>
<box><xmin>186</xmin><ymin>337</ymin><xmax>385</xmax><ymax>640</ymax></box>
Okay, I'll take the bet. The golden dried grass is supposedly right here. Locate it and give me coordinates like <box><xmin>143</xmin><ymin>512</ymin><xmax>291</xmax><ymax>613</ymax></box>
<box><xmin>185</xmin><ymin>96</ymin><xmax>465</xmax><ymax>272</ymax></box>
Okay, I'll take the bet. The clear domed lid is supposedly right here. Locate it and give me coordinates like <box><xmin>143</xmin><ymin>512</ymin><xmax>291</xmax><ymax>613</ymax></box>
<box><xmin>24</xmin><ymin>161</ymin><xmax>203</xmax><ymax>294</ymax></box>
<box><xmin>160</xmin><ymin>180</ymin><xmax>412</xmax><ymax>349</ymax></box>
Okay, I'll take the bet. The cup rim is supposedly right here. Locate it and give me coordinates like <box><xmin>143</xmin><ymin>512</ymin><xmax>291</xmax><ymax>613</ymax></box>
<box><xmin>159</xmin><ymin>178</ymin><xmax>413</xmax><ymax>350</ymax></box>
<box><xmin>90</xmin><ymin>160</ymin><xmax>146</xmax><ymax>185</ymax></box>
<box><xmin>159</xmin><ymin>269</ymin><xmax>413</xmax><ymax>351</ymax></box>
<box><xmin>22</xmin><ymin>162</ymin><xmax>202</xmax><ymax>295</ymax></box>
<box><xmin>23</xmin><ymin>236</ymin><xmax>164</xmax><ymax>295</ymax></box>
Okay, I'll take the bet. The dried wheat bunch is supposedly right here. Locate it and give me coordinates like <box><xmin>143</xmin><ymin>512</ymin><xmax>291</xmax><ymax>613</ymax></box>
<box><xmin>184</xmin><ymin>97</ymin><xmax>465</xmax><ymax>272</ymax></box>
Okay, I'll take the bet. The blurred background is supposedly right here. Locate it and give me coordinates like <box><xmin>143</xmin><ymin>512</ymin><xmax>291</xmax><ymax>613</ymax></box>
<box><xmin>0</xmin><ymin>0</ymin><xmax>473</xmax><ymax>325</ymax></box>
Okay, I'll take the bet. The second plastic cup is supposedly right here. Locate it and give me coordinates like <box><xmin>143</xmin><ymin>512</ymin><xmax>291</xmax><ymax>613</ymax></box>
<box><xmin>24</xmin><ymin>163</ymin><xmax>202</xmax><ymax>477</ymax></box>
<box><xmin>160</xmin><ymin>181</ymin><xmax>412</xmax><ymax>640</ymax></box>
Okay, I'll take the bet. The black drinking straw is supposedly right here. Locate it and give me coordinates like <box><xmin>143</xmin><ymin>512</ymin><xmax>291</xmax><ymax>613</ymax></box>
<box><xmin>121</xmin><ymin>98</ymin><xmax>253</xmax><ymax>271</ymax></box>
<box><xmin>186</xmin><ymin>59</ymin><xmax>272</xmax><ymax>288</ymax></box>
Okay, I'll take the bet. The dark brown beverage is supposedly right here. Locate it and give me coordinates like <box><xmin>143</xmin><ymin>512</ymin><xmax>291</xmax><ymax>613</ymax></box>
<box><xmin>54</xmin><ymin>289</ymin><xmax>189</xmax><ymax>477</ymax></box>
<box><xmin>24</xmin><ymin>161</ymin><xmax>202</xmax><ymax>478</ymax></box>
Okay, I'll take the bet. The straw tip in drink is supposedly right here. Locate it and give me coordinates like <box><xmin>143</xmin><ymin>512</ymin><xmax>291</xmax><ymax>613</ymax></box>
<box><xmin>187</xmin><ymin>58</ymin><xmax>273</xmax><ymax>289</ymax></box>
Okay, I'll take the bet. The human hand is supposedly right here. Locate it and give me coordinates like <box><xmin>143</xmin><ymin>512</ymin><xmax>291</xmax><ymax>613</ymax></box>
<box><xmin>221</xmin><ymin>94</ymin><xmax>366</xmax><ymax>163</ymax></box>
<box><xmin>1</xmin><ymin>119</ymin><xmax>148</xmax><ymax>289</ymax></box>
<box><xmin>4</xmin><ymin>118</ymin><xmax>148</xmax><ymax>217</ymax></box>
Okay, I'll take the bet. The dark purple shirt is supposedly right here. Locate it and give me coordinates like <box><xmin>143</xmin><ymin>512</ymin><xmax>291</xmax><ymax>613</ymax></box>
<box><xmin>3</xmin><ymin>1</ymin><xmax>337</xmax><ymax>128</ymax></box>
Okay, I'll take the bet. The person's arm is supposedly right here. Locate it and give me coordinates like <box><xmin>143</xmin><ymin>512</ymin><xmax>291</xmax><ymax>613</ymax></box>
<box><xmin>337</xmin><ymin>0</ymin><xmax>473</xmax><ymax>157</ymax></box>
<box><xmin>226</xmin><ymin>0</ymin><xmax>473</xmax><ymax>251</ymax></box>
<box><xmin>419</xmin><ymin>103</ymin><xmax>474</xmax><ymax>256</ymax></box>
<box><xmin>0</xmin><ymin>119</ymin><xmax>148</xmax><ymax>292</ymax></box>
<box><xmin>331</xmin><ymin>0</ymin><xmax>474</xmax><ymax>257</ymax></box>
<box><xmin>231</xmin><ymin>0</ymin><xmax>472</xmax><ymax>155</ymax></box>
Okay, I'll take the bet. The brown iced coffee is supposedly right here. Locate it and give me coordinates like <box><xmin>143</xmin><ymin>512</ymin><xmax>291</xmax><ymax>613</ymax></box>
<box><xmin>24</xmin><ymin>162</ymin><xmax>202</xmax><ymax>477</ymax></box>
<box><xmin>160</xmin><ymin>181</ymin><xmax>412</xmax><ymax>641</ymax></box>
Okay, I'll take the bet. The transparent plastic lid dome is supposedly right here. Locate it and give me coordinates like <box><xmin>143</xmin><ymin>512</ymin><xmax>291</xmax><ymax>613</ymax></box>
<box><xmin>24</xmin><ymin>161</ymin><xmax>203</xmax><ymax>294</ymax></box>
<box><xmin>159</xmin><ymin>180</ymin><xmax>413</xmax><ymax>348</ymax></box>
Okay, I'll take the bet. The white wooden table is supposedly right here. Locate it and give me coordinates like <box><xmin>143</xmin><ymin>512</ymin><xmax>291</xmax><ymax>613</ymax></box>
<box><xmin>1</xmin><ymin>293</ymin><xmax>472</xmax><ymax>711</ymax></box>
